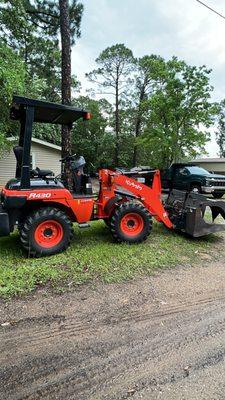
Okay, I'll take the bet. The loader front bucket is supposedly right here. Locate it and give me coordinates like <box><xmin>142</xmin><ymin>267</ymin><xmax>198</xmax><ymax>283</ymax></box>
<box><xmin>165</xmin><ymin>190</ymin><xmax>225</xmax><ymax>237</ymax></box>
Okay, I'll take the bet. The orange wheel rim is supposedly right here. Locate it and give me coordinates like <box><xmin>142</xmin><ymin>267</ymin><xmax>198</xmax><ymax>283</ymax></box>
<box><xmin>34</xmin><ymin>220</ymin><xmax>63</xmax><ymax>248</ymax></box>
<box><xmin>120</xmin><ymin>213</ymin><xmax>144</xmax><ymax>236</ymax></box>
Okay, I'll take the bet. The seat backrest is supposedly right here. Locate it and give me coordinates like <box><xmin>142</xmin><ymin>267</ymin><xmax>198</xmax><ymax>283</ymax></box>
<box><xmin>13</xmin><ymin>146</ymin><xmax>23</xmax><ymax>167</ymax></box>
<box><xmin>13</xmin><ymin>146</ymin><xmax>24</xmax><ymax>178</ymax></box>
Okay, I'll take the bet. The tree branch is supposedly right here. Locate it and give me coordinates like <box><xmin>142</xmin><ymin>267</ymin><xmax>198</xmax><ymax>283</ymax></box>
<box><xmin>26</xmin><ymin>9</ymin><xmax>59</xmax><ymax>19</ymax></box>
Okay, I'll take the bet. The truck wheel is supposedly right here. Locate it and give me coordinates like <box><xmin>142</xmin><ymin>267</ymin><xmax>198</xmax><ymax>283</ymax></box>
<box><xmin>212</xmin><ymin>192</ymin><xmax>224</xmax><ymax>199</ymax></box>
<box><xmin>110</xmin><ymin>202</ymin><xmax>152</xmax><ymax>243</ymax></box>
<box><xmin>20</xmin><ymin>207</ymin><xmax>73</xmax><ymax>257</ymax></box>
<box><xmin>190</xmin><ymin>184</ymin><xmax>201</xmax><ymax>194</ymax></box>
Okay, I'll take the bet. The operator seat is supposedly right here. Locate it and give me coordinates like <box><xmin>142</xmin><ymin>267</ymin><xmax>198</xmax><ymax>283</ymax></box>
<box><xmin>13</xmin><ymin>145</ymin><xmax>54</xmax><ymax>179</ymax></box>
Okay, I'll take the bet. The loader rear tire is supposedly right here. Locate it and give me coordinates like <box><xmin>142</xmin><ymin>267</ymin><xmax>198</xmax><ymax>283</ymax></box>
<box><xmin>110</xmin><ymin>202</ymin><xmax>152</xmax><ymax>243</ymax></box>
<box><xmin>20</xmin><ymin>207</ymin><xmax>73</xmax><ymax>257</ymax></box>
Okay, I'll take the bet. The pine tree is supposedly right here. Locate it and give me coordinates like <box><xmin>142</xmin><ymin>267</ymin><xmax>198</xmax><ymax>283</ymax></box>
<box><xmin>86</xmin><ymin>44</ymin><xmax>134</xmax><ymax>166</ymax></box>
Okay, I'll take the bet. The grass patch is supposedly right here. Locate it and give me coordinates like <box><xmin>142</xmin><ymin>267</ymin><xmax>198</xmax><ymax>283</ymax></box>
<box><xmin>0</xmin><ymin>220</ymin><xmax>222</xmax><ymax>297</ymax></box>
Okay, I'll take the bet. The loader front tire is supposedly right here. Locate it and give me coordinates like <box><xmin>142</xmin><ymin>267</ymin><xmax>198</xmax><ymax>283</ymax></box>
<box><xmin>20</xmin><ymin>207</ymin><xmax>73</xmax><ymax>257</ymax></box>
<box><xmin>110</xmin><ymin>202</ymin><xmax>152</xmax><ymax>243</ymax></box>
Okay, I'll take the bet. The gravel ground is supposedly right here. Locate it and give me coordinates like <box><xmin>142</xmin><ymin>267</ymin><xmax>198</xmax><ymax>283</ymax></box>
<box><xmin>1</xmin><ymin>261</ymin><xmax>225</xmax><ymax>399</ymax></box>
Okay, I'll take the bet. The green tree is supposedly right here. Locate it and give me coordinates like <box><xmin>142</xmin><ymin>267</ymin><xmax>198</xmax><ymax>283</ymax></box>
<box><xmin>86</xmin><ymin>44</ymin><xmax>135</xmax><ymax>166</ymax></box>
<box><xmin>0</xmin><ymin>0</ymin><xmax>83</xmax><ymax>156</ymax></box>
<box><xmin>72</xmin><ymin>96</ymin><xmax>114</xmax><ymax>171</ymax></box>
<box><xmin>216</xmin><ymin>100</ymin><xmax>225</xmax><ymax>157</ymax></box>
<box><xmin>26</xmin><ymin>0</ymin><xmax>83</xmax><ymax>45</ymax></box>
<box><xmin>0</xmin><ymin>41</ymin><xmax>25</xmax><ymax>154</ymax></box>
<box><xmin>130</xmin><ymin>55</ymin><xmax>165</xmax><ymax>166</ymax></box>
<box><xmin>0</xmin><ymin>0</ymin><xmax>83</xmax><ymax>101</ymax></box>
<box><xmin>0</xmin><ymin>0</ymin><xmax>60</xmax><ymax>100</ymax></box>
<box><xmin>138</xmin><ymin>58</ymin><xmax>215</xmax><ymax>168</ymax></box>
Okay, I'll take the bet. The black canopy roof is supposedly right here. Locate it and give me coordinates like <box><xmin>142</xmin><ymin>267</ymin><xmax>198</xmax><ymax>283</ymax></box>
<box><xmin>10</xmin><ymin>96</ymin><xmax>90</xmax><ymax>125</ymax></box>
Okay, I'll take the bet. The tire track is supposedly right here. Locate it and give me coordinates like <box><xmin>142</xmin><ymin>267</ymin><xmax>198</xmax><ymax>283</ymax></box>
<box><xmin>2</xmin><ymin>299</ymin><xmax>225</xmax><ymax>400</ymax></box>
<box><xmin>1</xmin><ymin>291</ymin><xmax>225</xmax><ymax>352</ymax></box>
<box><xmin>2</xmin><ymin>266</ymin><xmax>225</xmax><ymax>399</ymax></box>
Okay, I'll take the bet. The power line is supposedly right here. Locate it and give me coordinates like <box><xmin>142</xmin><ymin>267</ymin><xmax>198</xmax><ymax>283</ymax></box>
<box><xmin>195</xmin><ymin>0</ymin><xmax>225</xmax><ymax>20</ymax></box>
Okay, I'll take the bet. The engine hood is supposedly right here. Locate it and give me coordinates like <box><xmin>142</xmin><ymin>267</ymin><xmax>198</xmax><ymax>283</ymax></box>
<box><xmin>205</xmin><ymin>173</ymin><xmax>225</xmax><ymax>180</ymax></box>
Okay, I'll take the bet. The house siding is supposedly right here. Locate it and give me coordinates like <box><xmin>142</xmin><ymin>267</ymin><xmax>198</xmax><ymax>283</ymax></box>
<box><xmin>31</xmin><ymin>142</ymin><xmax>61</xmax><ymax>175</ymax></box>
<box><xmin>0</xmin><ymin>150</ymin><xmax>16</xmax><ymax>187</ymax></box>
<box><xmin>0</xmin><ymin>142</ymin><xmax>61</xmax><ymax>188</ymax></box>
<box><xmin>194</xmin><ymin>161</ymin><xmax>225</xmax><ymax>175</ymax></box>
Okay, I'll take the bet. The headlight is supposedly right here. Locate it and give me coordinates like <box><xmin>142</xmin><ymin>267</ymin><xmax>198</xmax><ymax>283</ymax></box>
<box><xmin>205</xmin><ymin>179</ymin><xmax>213</xmax><ymax>186</ymax></box>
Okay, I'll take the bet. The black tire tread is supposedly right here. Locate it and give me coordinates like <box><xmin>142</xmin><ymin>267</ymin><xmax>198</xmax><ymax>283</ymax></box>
<box><xmin>110</xmin><ymin>201</ymin><xmax>152</xmax><ymax>243</ymax></box>
<box><xmin>190</xmin><ymin>184</ymin><xmax>201</xmax><ymax>193</ymax></box>
<box><xmin>20</xmin><ymin>207</ymin><xmax>73</xmax><ymax>257</ymax></box>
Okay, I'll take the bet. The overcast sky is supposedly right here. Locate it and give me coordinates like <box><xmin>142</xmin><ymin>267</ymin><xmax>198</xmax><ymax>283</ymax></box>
<box><xmin>71</xmin><ymin>0</ymin><xmax>225</xmax><ymax>157</ymax></box>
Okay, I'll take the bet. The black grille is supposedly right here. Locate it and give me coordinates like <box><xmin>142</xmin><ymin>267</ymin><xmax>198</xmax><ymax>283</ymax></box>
<box><xmin>213</xmin><ymin>181</ymin><xmax>225</xmax><ymax>187</ymax></box>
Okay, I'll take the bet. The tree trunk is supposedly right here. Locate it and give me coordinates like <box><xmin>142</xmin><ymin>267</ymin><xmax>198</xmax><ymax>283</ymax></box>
<box><xmin>132</xmin><ymin>114</ymin><xmax>141</xmax><ymax>167</ymax></box>
<box><xmin>132</xmin><ymin>80</ymin><xmax>147</xmax><ymax>167</ymax></box>
<box><xmin>114</xmin><ymin>70</ymin><xmax>119</xmax><ymax>166</ymax></box>
<box><xmin>59</xmin><ymin>0</ymin><xmax>72</xmax><ymax>189</ymax></box>
<box><xmin>24</xmin><ymin>29</ymin><xmax>28</xmax><ymax>65</ymax></box>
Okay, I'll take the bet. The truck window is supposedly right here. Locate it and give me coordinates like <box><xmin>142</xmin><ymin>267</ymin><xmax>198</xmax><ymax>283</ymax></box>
<box><xmin>187</xmin><ymin>166</ymin><xmax>210</xmax><ymax>175</ymax></box>
<box><xmin>177</xmin><ymin>167</ymin><xmax>189</xmax><ymax>176</ymax></box>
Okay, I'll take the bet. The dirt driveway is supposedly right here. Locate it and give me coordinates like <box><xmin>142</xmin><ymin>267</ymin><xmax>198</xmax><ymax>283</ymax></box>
<box><xmin>1</xmin><ymin>261</ymin><xmax>225</xmax><ymax>400</ymax></box>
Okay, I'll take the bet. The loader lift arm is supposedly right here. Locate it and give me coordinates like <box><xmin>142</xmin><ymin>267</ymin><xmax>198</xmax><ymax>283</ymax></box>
<box><xmin>99</xmin><ymin>169</ymin><xmax>173</xmax><ymax>229</ymax></box>
<box><xmin>99</xmin><ymin>169</ymin><xmax>225</xmax><ymax>238</ymax></box>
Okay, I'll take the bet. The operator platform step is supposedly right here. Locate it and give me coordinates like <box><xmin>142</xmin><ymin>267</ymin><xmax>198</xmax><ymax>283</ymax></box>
<box><xmin>78</xmin><ymin>223</ymin><xmax>90</xmax><ymax>229</ymax></box>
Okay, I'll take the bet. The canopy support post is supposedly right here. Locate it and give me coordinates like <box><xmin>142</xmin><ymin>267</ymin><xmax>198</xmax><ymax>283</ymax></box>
<box><xmin>20</xmin><ymin>106</ymin><xmax>34</xmax><ymax>189</ymax></box>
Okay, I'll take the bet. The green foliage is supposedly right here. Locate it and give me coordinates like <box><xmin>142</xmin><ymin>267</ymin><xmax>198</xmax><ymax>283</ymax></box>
<box><xmin>0</xmin><ymin>0</ymin><xmax>83</xmax><ymax>148</ymax></box>
<box><xmin>216</xmin><ymin>100</ymin><xmax>225</xmax><ymax>157</ymax></box>
<box><xmin>87</xmin><ymin>44</ymin><xmax>134</xmax><ymax>92</ymax></box>
<box><xmin>137</xmin><ymin>58</ymin><xmax>215</xmax><ymax>167</ymax></box>
<box><xmin>0</xmin><ymin>0</ymin><xmax>83</xmax><ymax>101</ymax></box>
<box><xmin>86</xmin><ymin>44</ymin><xmax>135</xmax><ymax>165</ymax></box>
<box><xmin>0</xmin><ymin>0</ymin><xmax>60</xmax><ymax>100</ymax></box>
<box><xmin>0</xmin><ymin>40</ymin><xmax>25</xmax><ymax>153</ymax></box>
<box><xmin>87</xmin><ymin>48</ymin><xmax>216</xmax><ymax>169</ymax></box>
<box><xmin>27</xmin><ymin>0</ymin><xmax>84</xmax><ymax>45</ymax></box>
<box><xmin>72</xmin><ymin>96</ymin><xmax>114</xmax><ymax>170</ymax></box>
<box><xmin>128</xmin><ymin>54</ymin><xmax>166</xmax><ymax>166</ymax></box>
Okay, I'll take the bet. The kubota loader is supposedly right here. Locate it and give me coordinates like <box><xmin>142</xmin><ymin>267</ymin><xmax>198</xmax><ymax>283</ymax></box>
<box><xmin>1</xmin><ymin>96</ymin><xmax>225</xmax><ymax>257</ymax></box>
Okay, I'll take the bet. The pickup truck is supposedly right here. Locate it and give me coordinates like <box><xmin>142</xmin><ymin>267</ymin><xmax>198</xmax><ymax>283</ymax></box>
<box><xmin>118</xmin><ymin>163</ymin><xmax>225</xmax><ymax>198</ymax></box>
<box><xmin>161</xmin><ymin>163</ymin><xmax>225</xmax><ymax>198</ymax></box>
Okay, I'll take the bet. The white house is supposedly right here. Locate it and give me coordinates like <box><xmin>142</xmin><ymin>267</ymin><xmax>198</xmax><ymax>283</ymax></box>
<box><xmin>0</xmin><ymin>138</ymin><xmax>61</xmax><ymax>188</ymax></box>
<box><xmin>191</xmin><ymin>158</ymin><xmax>225</xmax><ymax>175</ymax></box>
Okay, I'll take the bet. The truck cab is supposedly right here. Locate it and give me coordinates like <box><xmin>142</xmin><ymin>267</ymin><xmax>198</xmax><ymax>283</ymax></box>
<box><xmin>162</xmin><ymin>163</ymin><xmax>225</xmax><ymax>198</ymax></box>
